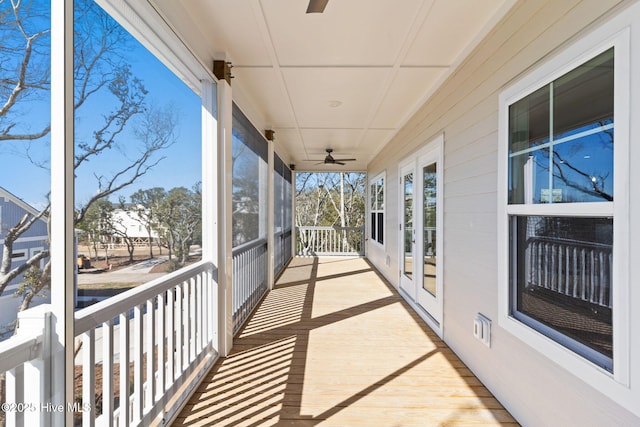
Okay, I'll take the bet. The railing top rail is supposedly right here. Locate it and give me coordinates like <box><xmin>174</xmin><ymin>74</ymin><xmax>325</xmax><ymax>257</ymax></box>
<box><xmin>297</xmin><ymin>226</ymin><xmax>364</xmax><ymax>231</ymax></box>
<box><xmin>0</xmin><ymin>334</ymin><xmax>43</xmax><ymax>373</ymax></box>
<box><xmin>75</xmin><ymin>259</ymin><xmax>216</xmax><ymax>335</ymax></box>
<box><xmin>232</xmin><ymin>238</ymin><xmax>267</xmax><ymax>257</ymax></box>
<box><xmin>529</xmin><ymin>235</ymin><xmax>612</xmax><ymax>250</ymax></box>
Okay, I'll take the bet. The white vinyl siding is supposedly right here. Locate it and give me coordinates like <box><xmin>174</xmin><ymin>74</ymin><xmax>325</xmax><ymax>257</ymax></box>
<box><xmin>369</xmin><ymin>0</ymin><xmax>639</xmax><ymax>425</ymax></box>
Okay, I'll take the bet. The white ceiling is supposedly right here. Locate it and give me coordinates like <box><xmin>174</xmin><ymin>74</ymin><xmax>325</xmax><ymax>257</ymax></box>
<box><xmin>152</xmin><ymin>0</ymin><xmax>512</xmax><ymax>171</ymax></box>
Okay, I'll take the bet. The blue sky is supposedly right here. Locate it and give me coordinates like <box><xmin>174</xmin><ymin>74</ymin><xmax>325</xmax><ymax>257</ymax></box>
<box><xmin>0</xmin><ymin>1</ymin><xmax>201</xmax><ymax>211</ymax></box>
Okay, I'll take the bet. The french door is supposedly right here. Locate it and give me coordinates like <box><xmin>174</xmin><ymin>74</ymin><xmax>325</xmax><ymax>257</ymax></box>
<box><xmin>399</xmin><ymin>137</ymin><xmax>443</xmax><ymax>330</ymax></box>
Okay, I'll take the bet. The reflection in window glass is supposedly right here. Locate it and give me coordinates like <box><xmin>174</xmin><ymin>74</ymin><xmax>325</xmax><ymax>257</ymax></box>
<box><xmin>510</xmin><ymin>215</ymin><xmax>613</xmax><ymax>369</ymax></box>
<box><xmin>509</xmin><ymin>48</ymin><xmax>614</xmax><ymax>204</ymax></box>
<box><xmin>423</xmin><ymin>163</ymin><xmax>437</xmax><ymax>297</ymax></box>
<box><xmin>403</xmin><ymin>173</ymin><xmax>413</xmax><ymax>279</ymax></box>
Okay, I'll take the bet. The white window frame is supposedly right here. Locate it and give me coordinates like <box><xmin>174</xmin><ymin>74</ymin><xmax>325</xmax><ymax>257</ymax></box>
<box><xmin>11</xmin><ymin>250</ymin><xmax>28</xmax><ymax>262</ymax></box>
<box><xmin>498</xmin><ymin>26</ymin><xmax>631</xmax><ymax>394</ymax></box>
<box><xmin>369</xmin><ymin>172</ymin><xmax>385</xmax><ymax>248</ymax></box>
<box><xmin>31</xmin><ymin>246</ymin><xmax>45</xmax><ymax>269</ymax></box>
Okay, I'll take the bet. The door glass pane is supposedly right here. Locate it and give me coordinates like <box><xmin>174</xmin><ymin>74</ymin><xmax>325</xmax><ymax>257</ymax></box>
<box><xmin>403</xmin><ymin>173</ymin><xmax>413</xmax><ymax>279</ymax></box>
<box><xmin>423</xmin><ymin>163</ymin><xmax>437</xmax><ymax>296</ymax></box>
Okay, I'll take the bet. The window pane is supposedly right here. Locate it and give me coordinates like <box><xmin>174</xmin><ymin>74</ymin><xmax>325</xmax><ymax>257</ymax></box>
<box><xmin>553</xmin><ymin>48</ymin><xmax>614</xmax><ymax>140</ymax></box>
<box><xmin>510</xmin><ymin>215</ymin><xmax>613</xmax><ymax>369</ymax></box>
<box><xmin>232</xmin><ymin>104</ymin><xmax>267</xmax><ymax>247</ymax></box>
<box><xmin>370</xmin><ymin>212</ymin><xmax>376</xmax><ymax>240</ymax></box>
<box><xmin>552</xmin><ymin>135</ymin><xmax>613</xmax><ymax>202</ymax></box>
<box><xmin>377</xmin><ymin>178</ymin><xmax>384</xmax><ymax>210</ymax></box>
<box><xmin>509</xmin><ymin>86</ymin><xmax>550</xmax><ymax>154</ymax></box>
<box><xmin>508</xmin><ymin>86</ymin><xmax>550</xmax><ymax>204</ymax></box>
<box><xmin>403</xmin><ymin>173</ymin><xmax>413</xmax><ymax>279</ymax></box>
<box><xmin>232</xmin><ymin>131</ymin><xmax>260</xmax><ymax>246</ymax></box>
<box><xmin>509</xmin><ymin>150</ymin><xmax>550</xmax><ymax>204</ymax></box>
<box><xmin>423</xmin><ymin>163</ymin><xmax>437</xmax><ymax>297</ymax></box>
<box><xmin>370</xmin><ymin>184</ymin><xmax>376</xmax><ymax>210</ymax></box>
<box><xmin>509</xmin><ymin>49</ymin><xmax>614</xmax><ymax>205</ymax></box>
<box><xmin>377</xmin><ymin>212</ymin><xmax>384</xmax><ymax>244</ymax></box>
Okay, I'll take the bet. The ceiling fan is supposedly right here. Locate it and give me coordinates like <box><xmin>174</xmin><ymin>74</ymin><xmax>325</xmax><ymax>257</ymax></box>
<box><xmin>306</xmin><ymin>0</ymin><xmax>329</xmax><ymax>13</ymax></box>
<box><xmin>315</xmin><ymin>149</ymin><xmax>356</xmax><ymax>166</ymax></box>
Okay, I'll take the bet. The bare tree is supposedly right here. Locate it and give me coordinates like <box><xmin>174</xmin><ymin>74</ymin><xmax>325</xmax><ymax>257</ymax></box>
<box><xmin>157</xmin><ymin>184</ymin><xmax>202</xmax><ymax>268</ymax></box>
<box><xmin>295</xmin><ymin>172</ymin><xmax>366</xmax><ymax>254</ymax></box>
<box><xmin>0</xmin><ymin>0</ymin><xmax>178</xmax><ymax>308</ymax></box>
<box><xmin>0</xmin><ymin>0</ymin><xmax>51</xmax><ymax>143</ymax></box>
<box><xmin>129</xmin><ymin>187</ymin><xmax>166</xmax><ymax>257</ymax></box>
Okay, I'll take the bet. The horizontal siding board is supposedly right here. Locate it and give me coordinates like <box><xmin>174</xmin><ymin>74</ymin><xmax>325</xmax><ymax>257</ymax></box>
<box><xmin>445</xmin><ymin>173</ymin><xmax>496</xmax><ymax>200</ymax></box>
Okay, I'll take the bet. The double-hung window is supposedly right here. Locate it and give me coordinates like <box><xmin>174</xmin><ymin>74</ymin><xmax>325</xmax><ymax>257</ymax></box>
<box><xmin>370</xmin><ymin>173</ymin><xmax>385</xmax><ymax>246</ymax></box>
<box><xmin>499</xmin><ymin>30</ymin><xmax>629</xmax><ymax>380</ymax></box>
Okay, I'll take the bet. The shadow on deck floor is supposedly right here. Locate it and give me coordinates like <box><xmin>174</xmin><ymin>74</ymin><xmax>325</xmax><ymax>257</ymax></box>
<box><xmin>172</xmin><ymin>257</ymin><xmax>518</xmax><ymax>426</ymax></box>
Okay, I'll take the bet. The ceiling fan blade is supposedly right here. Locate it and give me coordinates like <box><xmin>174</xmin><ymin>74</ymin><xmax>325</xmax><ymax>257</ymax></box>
<box><xmin>335</xmin><ymin>161</ymin><xmax>346</xmax><ymax>166</ymax></box>
<box><xmin>306</xmin><ymin>0</ymin><xmax>329</xmax><ymax>13</ymax></box>
<box><xmin>333</xmin><ymin>158</ymin><xmax>356</xmax><ymax>162</ymax></box>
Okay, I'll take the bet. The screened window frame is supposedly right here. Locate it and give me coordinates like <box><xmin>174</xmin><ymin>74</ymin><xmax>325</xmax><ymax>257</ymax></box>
<box><xmin>497</xmin><ymin>28</ymin><xmax>630</xmax><ymax>389</ymax></box>
<box><xmin>369</xmin><ymin>172</ymin><xmax>385</xmax><ymax>247</ymax></box>
<box><xmin>231</xmin><ymin>103</ymin><xmax>269</xmax><ymax>248</ymax></box>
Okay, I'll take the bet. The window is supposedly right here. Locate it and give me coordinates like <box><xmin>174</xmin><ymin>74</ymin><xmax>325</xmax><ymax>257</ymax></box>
<box><xmin>369</xmin><ymin>173</ymin><xmax>384</xmax><ymax>246</ymax></box>
<box><xmin>11</xmin><ymin>251</ymin><xmax>27</xmax><ymax>261</ymax></box>
<box><xmin>232</xmin><ymin>103</ymin><xmax>268</xmax><ymax>247</ymax></box>
<box><xmin>499</xmin><ymin>30</ymin><xmax>629</xmax><ymax>381</ymax></box>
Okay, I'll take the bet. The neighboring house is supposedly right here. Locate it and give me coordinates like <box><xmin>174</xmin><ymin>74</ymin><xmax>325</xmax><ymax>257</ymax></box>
<box><xmin>110</xmin><ymin>206</ymin><xmax>159</xmax><ymax>247</ymax></box>
<box><xmin>0</xmin><ymin>187</ymin><xmax>50</xmax><ymax>338</ymax></box>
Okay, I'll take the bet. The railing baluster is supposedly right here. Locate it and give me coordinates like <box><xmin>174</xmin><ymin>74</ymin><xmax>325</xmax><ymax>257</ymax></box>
<box><xmin>190</xmin><ymin>277</ymin><xmax>197</xmax><ymax>362</ymax></box>
<box><xmin>156</xmin><ymin>291</ymin><xmax>165</xmax><ymax>399</ymax></box>
<box><xmin>571</xmin><ymin>246</ymin><xmax>579</xmax><ymax>298</ymax></box>
<box><xmin>182</xmin><ymin>281</ymin><xmax>189</xmax><ymax>369</ymax></box>
<box><xmin>6</xmin><ymin>365</ymin><xmax>23</xmax><ymax>427</ymax></box>
<box><xmin>146</xmin><ymin>298</ymin><xmax>156</xmax><ymax>410</ymax></box>
<box><xmin>175</xmin><ymin>283</ymin><xmax>183</xmax><ymax>377</ymax></box>
<box><xmin>133</xmin><ymin>304</ymin><xmax>144</xmax><ymax>422</ymax></box>
<box><xmin>119</xmin><ymin>312</ymin><xmax>130</xmax><ymax>427</ymax></box>
<box><xmin>166</xmin><ymin>287</ymin><xmax>175</xmax><ymax>387</ymax></box>
<box><xmin>590</xmin><ymin>250</ymin><xmax>596</xmax><ymax>303</ymax></box>
<box><xmin>103</xmin><ymin>319</ymin><xmax>114</xmax><ymax>427</ymax></box>
<box><xmin>82</xmin><ymin>330</ymin><xmax>96</xmax><ymax>427</ymax></box>
<box><xmin>599</xmin><ymin>251</ymin><xmax>606</xmax><ymax>306</ymax></box>
<box><xmin>198</xmin><ymin>273</ymin><xmax>204</xmax><ymax>351</ymax></box>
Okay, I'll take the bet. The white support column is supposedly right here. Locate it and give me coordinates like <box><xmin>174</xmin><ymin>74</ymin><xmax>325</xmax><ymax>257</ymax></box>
<box><xmin>217</xmin><ymin>80</ymin><xmax>234</xmax><ymax>356</ymax></box>
<box><xmin>201</xmin><ymin>79</ymin><xmax>218</xmax><ymax>350</ymax></box>
<box><xmin>267</xmin><ymin>141</ymin><xmax>275</xmax><ymax>289</ymax></box>
<box><xmin>50</xmin><ymin>2</ymin><xmax>75</xmax><ymax>426</ymax></box>
<box><xmin>291</xmin><ymin>171</ymin><xmax>297</xmax><ymax>257</ymax></box>
<box><xmin>201</xmin><ymin>79</ymin><xmax>217</xmax><ymax>263</ymax></box>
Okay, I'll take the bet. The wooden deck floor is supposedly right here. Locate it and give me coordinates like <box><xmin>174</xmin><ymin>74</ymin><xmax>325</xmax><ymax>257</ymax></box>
<box><xmin>173</xmin><ymin>257</ymin><xmax>518</xmax><ymax>426</ymax></box>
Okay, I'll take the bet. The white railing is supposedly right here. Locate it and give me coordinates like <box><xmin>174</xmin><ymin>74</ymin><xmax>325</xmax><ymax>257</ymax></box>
<box><xmin>232</xmin><ymin>239</ymin><xmax>268</xmax><ymax>335</ymax></box>
<box><xmin>0</xmin><ymin>306</ymin><xmax>49</xmax><ymax>427</ymax></box>
<box><xmin>296</xmin><ymin>226</ymin><xmax>364</xmax><ymax>256</ymax></box>
<box><xmin>525</xmin><ymin>237</ymin><xmax>612</xmax><ymax>308</ymax></box>
<box><xmin>274</xmin><ymin>229</ymin><xmax>292</xmax><ymax>278</ymax></box>
<box><xmin>1</xmin><ymin>260</ymin><xmax>218</xmax><ymax>427</ymax></box>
